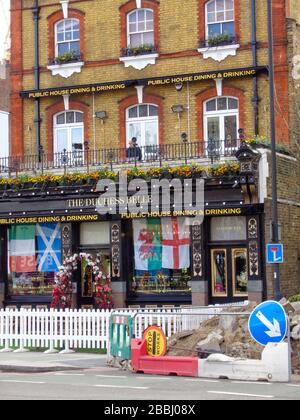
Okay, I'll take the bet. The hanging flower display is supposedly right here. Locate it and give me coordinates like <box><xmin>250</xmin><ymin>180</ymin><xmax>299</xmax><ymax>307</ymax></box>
<box><xmin>51</xmin><ymin>253</ymin><xmax>113</xmax><ymax>310</ymax></box>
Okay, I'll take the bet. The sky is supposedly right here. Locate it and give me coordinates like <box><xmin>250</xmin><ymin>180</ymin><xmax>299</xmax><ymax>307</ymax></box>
<box><xmin>0</xmin><ymin>0</ymin><xmax>10</xmax><ymax>61</ymax></box>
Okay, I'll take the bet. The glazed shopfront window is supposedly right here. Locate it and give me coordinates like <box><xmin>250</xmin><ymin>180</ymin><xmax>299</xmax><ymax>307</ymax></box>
<box><xmin>131</xmin><ymin>217</ymin><xmax>192</xmax><ymax>294</ymax></box>
<box><xmin>7</xmin><ymin>223</ymin><xmax>62</xmax><ymax>296</ymax></box>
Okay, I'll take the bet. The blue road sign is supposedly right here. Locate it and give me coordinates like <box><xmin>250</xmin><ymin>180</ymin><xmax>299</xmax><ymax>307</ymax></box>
<box><xmin>248</xmin><ymin>300</ymin><xmax>287</xmax><ymax>346</ymax></box>
<box><xmin>266</xmin><ymin>243</ymin><xmax>284</xmax><ymax>264</ymax></box>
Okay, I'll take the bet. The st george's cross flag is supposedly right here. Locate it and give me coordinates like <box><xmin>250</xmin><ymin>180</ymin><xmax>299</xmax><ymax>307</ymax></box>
<box><xmin>133</xmin><ymin>218</ymin><xmax>162</xmax><ymax>271</ymax></box>
<box><xmin>9</xmin><ymin>225</ymin><xmax>36</xmax><ymax>273</ymax></box>
<box><xmin>36</xmin><ymin>223</ymin><xmax>62</xmax><ymax>273</ymax></box>
<box><xmin>161</xmin><ymin>217</ymin><xmax>190</xmax><ymax>270</ymax></box>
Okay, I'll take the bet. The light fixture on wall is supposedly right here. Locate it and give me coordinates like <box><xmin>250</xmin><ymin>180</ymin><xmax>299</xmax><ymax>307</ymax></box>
<box><xmin>95</xmin><ymin>111</ymin><xmax>108</xmax><ymax>121</ymax></box>
<box><xmin>175</xmin><ymin>82</ymin><xmax>183</xmax><ymax>92</ymax></box>
<box><xmin>171</xmin><ymin>104</ymin><xmax>184</xmax><ymax>114</ymax></box>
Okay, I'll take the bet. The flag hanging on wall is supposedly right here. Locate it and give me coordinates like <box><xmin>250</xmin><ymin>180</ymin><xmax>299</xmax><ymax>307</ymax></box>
<box><xmin>133</xmin><ymin>218</ymin><xmax>162</xmax><ymax>271</ymax></box>
<box><xmin>36</xmin><ymin>223</ymin><xmax>62</xmax><ymax>273</ymax></box>
<box><xmin>161</xmin><ymin>217</ymin><xmax>190</xmax><ymax>270</ymax></box>
<box><xmin>9</xmin><ymin>225</ymin><xmax>36</xmax><ymax>273</ymax></box>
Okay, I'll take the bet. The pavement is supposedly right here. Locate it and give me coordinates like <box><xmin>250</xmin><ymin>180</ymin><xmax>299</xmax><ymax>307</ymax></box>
<box><xmin>0</xmin><ymin>351</ymin><xmax>107</xmax><ymax>373</ymax></box>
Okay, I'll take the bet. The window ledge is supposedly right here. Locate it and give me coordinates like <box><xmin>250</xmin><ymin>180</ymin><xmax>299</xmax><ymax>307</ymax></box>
<box><xmin>197</xmin><ymin>44</ymin><xmax>240</xmax><ymax>62</ymax></box>
<box><xmin>47</xmin><ymin>61</ymin><xmax>84</xmax><ymax>78</ymax></box>
<box><xmin>119</xmin><ymin>54</ymin><xmax>159</xmax><ymax>70</ymax></box>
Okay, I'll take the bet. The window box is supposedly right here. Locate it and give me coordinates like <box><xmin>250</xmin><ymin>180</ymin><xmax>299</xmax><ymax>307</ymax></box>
<box><xmin>198</xmin><ymin>36</ymin><xmax>239</xmax><ymax>62</ymax></box>
<box><xmin>120</xmin><ymin>45</ymin><xmax>158</xmax><ymax>70</ymax></box>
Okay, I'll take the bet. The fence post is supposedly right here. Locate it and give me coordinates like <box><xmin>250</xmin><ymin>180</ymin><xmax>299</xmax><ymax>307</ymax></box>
<box><xmin>44</xmin><ymin>309</ymin><xmax>59</xmax><ymax>354</ymax></box>
<box><xmin>14</xmin><ymin>309</ymin><xmax>29</xmax><ymax>353</ymax></box>
<box><xmin>60</xmin><ymin>309</ymin><xmax>75</xmax><ymax>354</ymax></box>
<box><xmin>0</xmin><ymin>309</ymin><xmax>13</xmax><ymax>353</ymax></box>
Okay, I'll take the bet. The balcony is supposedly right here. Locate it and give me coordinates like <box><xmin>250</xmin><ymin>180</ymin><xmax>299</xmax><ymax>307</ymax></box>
<box><xmin>0</xmin><ymin>140</ymin><xmax>240</xmax><ymax>177</ymax></box>
<box><xmin>119</xmin><ymin>45</ymin><xmax>159</xmax><ymax>70</ymax></box>
<box><xmin>198</xmin><ymin>36</ymin><xmax>240</xmax><ymax>62</ymax></box>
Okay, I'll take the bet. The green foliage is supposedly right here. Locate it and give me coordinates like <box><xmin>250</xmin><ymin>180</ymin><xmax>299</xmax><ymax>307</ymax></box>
<box><xmin>288</xmin><ymin>294</ymin><xmax>300</xmax><ymax>302</ymax></box>
<box><xmin>55</xmin><ymin>50</ymin><xmax>79</xmax><ymax>64</ymax></box>
<box><xmin>126</xmin><ymin>44</ymin><xmax>155</xmax><ymax>56</ymax></box>
<box><xmin>208</xmin><ymin>33</ymin><xmax>232</xmax><ymax>47</ymax></box>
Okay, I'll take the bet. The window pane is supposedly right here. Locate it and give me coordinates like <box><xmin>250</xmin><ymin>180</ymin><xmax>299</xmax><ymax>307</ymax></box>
<box><xmin>73</xmin><ymin>30</ymin><xmax>80</xmax><ymax>40</ymax></box>
<box><xmin>145</xmin><ymin>121</ymin><xmax>158</xmax><ymax>146</ymax></box>
<box><xmin>228</xmin><ymin>98</ymin><xmax>238</xmax><ymax>109</ymax></box>
<box><xmin>224</xmin><ymin>115</ymin><xmax>237</xmax><ymax>147</ymax></box>
<box><xmin>207</xmin><ymin>117</ymin><xmax>220</xmax><ymax>141</ymax></box>
<box><xmin>70</xmin><ymin>41</ymin><xmax>80</xmax><ymax>54</ymax></box>
<box><xmin>138</xmin><ymin>9</ymin><xmax>145</xmax><ymax>21</ymax></box>
<box><xmin>56</xmin><ymin>113</ymin><xmax>65</xmax><ymax>125</ymax></box>
<box><xmin>80</xmin><ymin>222</ymin><xmax>110</xmax><ymax>245</ymax></box>
<box><xmin>217</xmin><ymin>97</ymin><xmax>227</xmax><ymax>110</ymax></box>
<box><xmin>216</xmin><ymin>0</ymin><xmax>224</xmax><ymax>11</ymax></box>
<box><xmin>225</xmin><ymin>0</ymin><xmax>234</xmax><ymax>10</ymax></box>
<box><xmin>139</xmin><ymin>105</ymin><xmax>148</xmax><ymax>117</ymax></box>
<box><xmin>57</xmin><ymin>21</ymin><xmax>64</xmax><ymax>32</ymax></box>
<box><xmin>76</xmin><ymin>112</ymin><xmax>83</xmax><ymax>123</ymax></box>
<box><xmin>128</xmin><ymin>107</ymin><xmax>138</xmax><ymax>118</ymax></box>
<box><xmin>146</xmin><ymin>20</ymin><xmax>153</xmax><ymax>31</ymax></box>
<box><xmin>211</xmin><ymin>249</ymin><xmax>227</xmax><ymax>296</ymax></box>
<box><xmin>127</xmin><ymin>123</ymin><xmax>142</xmax><ymax>145</ymax></box>
<box><xmin>58</xmin><ymin>43</ymin><xmax>69</xmax><ymax>55</ymax></box>
<box><xmin>129</xmin><ymin>22</ymin><xmax>136</xmax><ymax>33</ymax></box>
<box><xmin>216</xmin><ymin>11</ymin><xmax>225</xmax><ymax>21</ymax></box>
<box><xmin>222</xmin><ymin>21</ymin><xmax>234</xmax><ymax>36</ymax></box>
<box><xmin>72</xmin><ymin>20</ymin><xmax>79</xmax><ymax>30</ymax></box>
<box><xmin>225</xmin><ymin>10</ymin><xmax>234</xmax><ymax>21</ymax></box>
<box><xmin>207</xmin><ymin>1</ymin><xmax>215</xmax><ymax>13</ymax></box>
<box><xmin>138</xmin><ymin>21</ymin><xmax>146</xmax><ymax>32</ymax></box>
<box><xmin>66</xmin><ymin>112</ymin><xmax>75</xmax><ymax>124</ymax></box>
<box><xmin>143</xmin><ymin>31</ymin><xmax>154</xmax><ymax>44</ymax></box>
<box><xmin>211</xmin><ymin>217</ymin><xmax>246</xmax><ymax>241</ymax></box>
<box><xmin>57</xmin><ymin>32</ymin><xmax>64</xmax><ymax>42</ymax></box>
<box><xmin>71</xmin><ymin>128</ymin><xmax>83</xmax><ymax>152</ymax></box>
<box><xmin>129</xmin><ymin>12</ymin><xmax>136</xmax><ymax>23</ymax></box>
<box><xmin>206</xmin><ymin>99</ymin><xmax>216</xmax><ymax>112</ymax></box>
<box><xmin>65</xmin><ymin>31</ymin><xmax>72</xmax><ymax>41</ymax></box>
<box><xmin>65</xmin><ymin>20</ymin><xmax>73</xmax><ymax>31</ymax></box>
<box><xmin>56</xmin><ymin>129</ymin><xmax>68</xmax><ymax>153</ymax></box>
<box><xmin>130</xmin><ymin>33</ymin><xmax>142</xmax><ymax>47</ymax></box>
<box><xmin>233</xmin><ymin>249</ymin><xmax>248</xmax><ymax>295</ymax></box>
<box><xmin>208</xmin><ymin>23</ymin><xmax>221</xmax><ymax>37</ymax></box>
<box><xmin>149</xmin><ymin>105</ymin><xmax>158</xmax><ymax>116</ymax></box>
<box><xmin>146</xmin><ymin>10</ymin><xmax>153</xmax><ymax>20</ymax></box>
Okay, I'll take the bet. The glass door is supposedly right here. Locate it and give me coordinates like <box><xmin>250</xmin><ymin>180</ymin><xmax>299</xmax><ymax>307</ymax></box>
<box><xmin>210</xmin><ymin>247</ymin><xmax>248</xmax><ymax>303</ymax></box>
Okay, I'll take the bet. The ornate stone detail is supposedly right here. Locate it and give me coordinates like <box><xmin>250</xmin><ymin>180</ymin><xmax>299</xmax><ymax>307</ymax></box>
<box><xmin>249</xmin><ymin>240</ymin><xmax>259</xmax><ymax>276</ymax></box>
<box><xmin>119</xmin><ymin>54</ymin><xmax>159</xmax><ymax>70</ymax></box>
<box><xmin>111</xmin><ymin>223</ymin><xmax>121</xmax><ymax>278</ymax></box>
<box><xmin>61</xmin><ymin>223</ymin><xmax>72</xmax><ymax>261</ymax></box>
<box><xmin>47</xmin><ymin>61</ymin><xmax>84</xmax><ymax>78</ymax></box>
<box><xmin>192</xmin><ymin>223</ymin><xmax>202</xmax><ymax>277</ymax></box>
<box><xmin>248</xmin><ymin>218</ymin><xmax>258</xmax><ymax>239</ymax></box>
<box><xmin>198</xmin><ymin>44</ymin><xmax>240</xmax><ymax>62</ymax></box>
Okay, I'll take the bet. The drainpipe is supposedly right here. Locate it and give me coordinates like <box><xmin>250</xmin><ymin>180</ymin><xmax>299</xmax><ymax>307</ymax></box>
<box><xmin>251</xmin><ymin>0</ymin><xmax>259</xmax><ymax>135</ymax></box>
<box><xmin>33</xmin><ymin>0</ymin><xmax>41</xmax><ymax>157</ymax></box>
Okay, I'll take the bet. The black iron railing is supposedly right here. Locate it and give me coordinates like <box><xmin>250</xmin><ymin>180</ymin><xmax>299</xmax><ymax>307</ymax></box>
<box><xmin>120</xmin><ymin>44</ymin><xmax>158</xmax><ymax>57</ymax></box>
<box><xmin>0</xmin><ymin>140</ymin><xmax>240</xmax><ymax>176</ymax></box>
<box><xmin>48</xmin><ymin>53</ymin><xmax>84</xmax><ymax>66</ymax></box>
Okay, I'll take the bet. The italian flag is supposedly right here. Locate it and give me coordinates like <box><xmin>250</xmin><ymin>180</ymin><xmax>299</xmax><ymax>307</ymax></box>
<box><xmin>133</xmin><ymin>218</ymin><xmax>162</xmax><ymax>271</ymax></box>
<box><xmin>9</xmin><ymin>225</ymin><xmax>36</xmax><ymax>273</ymax></box>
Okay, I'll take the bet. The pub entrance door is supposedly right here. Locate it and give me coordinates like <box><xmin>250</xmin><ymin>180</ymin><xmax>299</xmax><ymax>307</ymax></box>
<box><xmin>77</xmin><ymin>249</ymin><xmax>111</xmax><ymax>309</ymax></box>
<box><xmin>209</xmin><ymin>246</ymin><xmax>248</xmax><ymax>304</ymax></box>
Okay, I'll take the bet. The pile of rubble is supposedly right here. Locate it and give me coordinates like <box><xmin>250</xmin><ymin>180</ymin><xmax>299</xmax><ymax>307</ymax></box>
<box><xmin>167</xmin><ymin>301</ymin><xmax>300</xmax><ymax>372</ymax></box>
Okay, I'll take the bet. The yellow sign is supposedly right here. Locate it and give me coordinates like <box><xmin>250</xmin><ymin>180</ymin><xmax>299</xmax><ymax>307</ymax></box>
<box><xmin>143</xmin><ymin>326</ymin><xmax>167</xmax><ymax>357</ymax></box>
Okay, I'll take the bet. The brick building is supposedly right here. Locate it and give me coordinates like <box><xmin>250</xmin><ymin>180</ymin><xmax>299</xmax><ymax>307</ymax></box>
<box><xmin>0</xmin><ymin>0</ymin><xmax>299</xmax><ymax>309</ymax></box>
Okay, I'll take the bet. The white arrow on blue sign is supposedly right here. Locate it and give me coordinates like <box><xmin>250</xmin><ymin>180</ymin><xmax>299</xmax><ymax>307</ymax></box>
<box><xmin>248</xmin><ymin>300</ymin><xmax>287</xmax><ymax>346</ymax></box>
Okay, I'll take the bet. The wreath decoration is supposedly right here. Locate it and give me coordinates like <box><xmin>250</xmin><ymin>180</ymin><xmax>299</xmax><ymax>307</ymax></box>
<box><xmin>51</xmin><ymin>253</ymin><xmax>113</xmax><ymax>310</ymax></box>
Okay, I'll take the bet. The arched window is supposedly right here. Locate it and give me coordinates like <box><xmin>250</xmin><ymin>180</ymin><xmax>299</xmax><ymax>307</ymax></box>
<box><xmin>206</xmin><ymin>0</ymin><xmax>235</xmax><ymax>39</ymax></box>
<box><xmin>54</xmin><ymin>111</ymin><xmax>84</xmax><ymax>155</ymax></box>
<box><xmin>126</xmin><ymin>104</ymin><xmax>159</xmax><ymax>150</ymax></box>
<box><xmin>55</xmin><ymin>18</ymin><xmax>80</xmax><ymax>57</ymax></box>
<box><xmin>204</xmin><ymin>97</ymin><xmax>239</xmax><ymax>152</ymax></box>
<box><xmin>127</xmin><ymin>9</ymin><xmax>154</xmax><ymax>47</ymax></box>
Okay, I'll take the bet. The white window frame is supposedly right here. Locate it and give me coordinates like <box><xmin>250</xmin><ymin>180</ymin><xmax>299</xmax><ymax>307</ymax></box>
<box><xmin>53</xmin><ymin>111</ymin><xmax>84</xmax><ymax>157</ymax></box>
<box><xmin>127</xmin><ymin>8</ymin><xmax>154</xmax><ymax>47</ymax></box>
<box><xmin>204</xmin><ymin>97</ymin><xmax>239</xmax><ymax>154</ymax></box>
<box><xmin>55</xmin><ymin>18</ymin><xmax>80</xmax><ymax>57</ymax></box>
<box><xmin>126</xmin><ymin>104</ymin><xmax>159</xmax><ymax>153</ymax></box>
<box><xmin>205</xmin><ymin>0</ymin><xmax>235</xmax><ymax>40</ymax></box>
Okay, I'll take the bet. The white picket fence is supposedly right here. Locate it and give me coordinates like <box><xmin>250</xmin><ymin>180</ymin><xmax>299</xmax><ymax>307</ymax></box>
<box><xmin>0</xmin><ymin>302</ymin><xmax>248</xmax><ymax>353</ymax></box>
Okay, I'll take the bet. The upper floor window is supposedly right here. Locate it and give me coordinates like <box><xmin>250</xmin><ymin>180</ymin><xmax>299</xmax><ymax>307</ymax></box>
<box><xmin>54</xmin><ymin>111</ymin><xmax>84</xmax><ymax>155</ymax></box>
<box><xmin>204</xmin><ymin>97</ymin><xmax>239</xmax><ymax>151</ymax></box>
<box><xmin>206</xmin><ymin>0</ymin><xmax>234</xmax><ymax>39</ymax></box>
<box><xmin>127</xmin><ymin>9</ymin><xmax>154</xmax><ymax>48</ymax></box>
<box><xmin>55</xmin><ymin>18</ymin><xmax>80</xmax><ymax>57</ymax></box>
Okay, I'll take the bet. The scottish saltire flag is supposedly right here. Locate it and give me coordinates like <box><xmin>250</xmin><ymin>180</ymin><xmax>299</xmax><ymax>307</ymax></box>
<box><xmin>161</xmin><ymin>217</ymin><xmax>190</xmax><ymax>270</ymax></box>
<box><xmin>9</xmin><ymin>225</ymin><xmax>36</xmax><ymax>273</ymax></box>
<box><xmin>36</xmin><ymin>223</ymin><xmax>62</xmax><ymax>273</ymax></box>
<box><xmin>133</xmin><ymin>218</ymin><xmax>162</xmax><ymax>271</ymax></box>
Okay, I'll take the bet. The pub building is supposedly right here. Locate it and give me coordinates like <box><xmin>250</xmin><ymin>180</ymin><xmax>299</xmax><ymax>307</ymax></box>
<box><xmin>2</xmin><ymin>0</ymin><xmax>300</xmax><ymax>309</ymax></box>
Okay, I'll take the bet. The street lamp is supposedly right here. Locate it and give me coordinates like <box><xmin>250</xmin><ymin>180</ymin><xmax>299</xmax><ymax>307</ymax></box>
<box><xmin>267</xmin><ymin>0</ymin><xmax>281</xmax><ymax>300</ymax></box>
